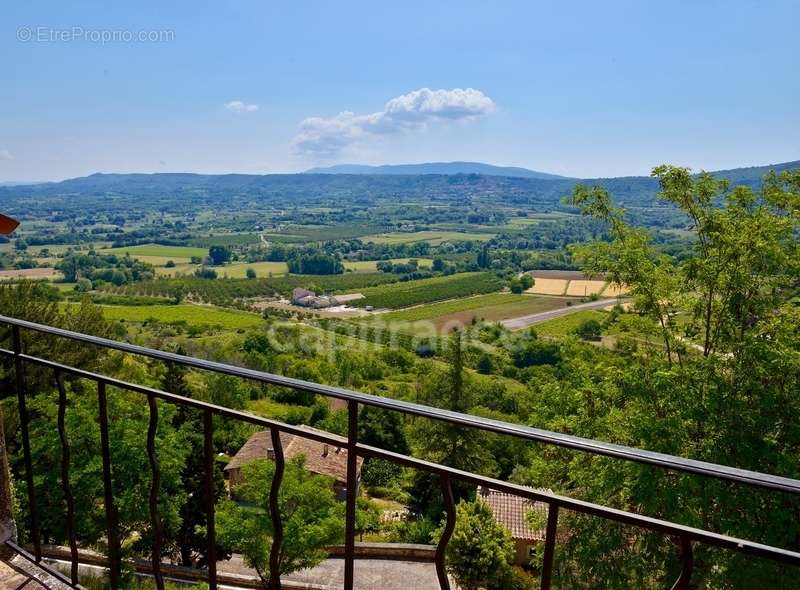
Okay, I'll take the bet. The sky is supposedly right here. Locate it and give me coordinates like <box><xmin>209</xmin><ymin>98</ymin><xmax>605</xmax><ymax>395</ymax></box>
<box><xmin>1</xmin><ymin>0</ymin><xmax>798</xmax><ymax>181</ymax></box>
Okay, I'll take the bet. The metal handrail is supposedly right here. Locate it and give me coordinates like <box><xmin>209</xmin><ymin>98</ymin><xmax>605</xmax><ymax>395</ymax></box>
<box><xmin>1</xmin><ymin>314</ymin><xmax>799</xmax><ymax>590</ymax></box>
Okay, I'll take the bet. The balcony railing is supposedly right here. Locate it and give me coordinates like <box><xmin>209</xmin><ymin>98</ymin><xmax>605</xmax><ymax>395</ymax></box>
<box><xmin>0</xmin><ymin>313</ymin><xmax>798</xmax><ymax>590</ymax></box>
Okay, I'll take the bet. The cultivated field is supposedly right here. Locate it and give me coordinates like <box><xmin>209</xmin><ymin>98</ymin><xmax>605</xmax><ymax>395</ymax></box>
<box><xmin>158</xmin><ymin>260</ymin><xmax>290</xmax><ymax>278</ymax></box>
<box><xmin>350</xmin><ymin>272</ymin><xmax>502</xmax><ymax>309</ymax></box>
<box><xmin>343</xmin><ymin>258</ymin><xmax>433</xmax><ymax>272</ymax></box>
<box><xmin>98</xmin><ymin>244</ymin><xmax>208</xmax><ymax>266</ymax></box>
<box><xmin>566</xmin><ymin>280</ymin><xmax>607</xmax><ymax>297</ymax></box>
<box><xmin>362</xmin><ymin>230</ymin><xmax>495</xmax><ymax>245</ymax></box>
<box><xmin>0</xmin><ymin>267</ymin><xmax>61</xmax><ymax>280</ymax></box>
<box><xmin>376</xmin><ymin>293</ymin><xmax>570</xmax><ymax>331</ymax></box>
<box><xmin>97</xmin><ymin>303</ymin><xmax>263</xmax><ymax>329</ymax></box>
<box><xmin>526</xmin><ymin>276</ymin><xmax>629</xmax><ymax>297</ymax></box>
<box><xmin>526</xmin><ymin>278</ymin><xmax>568</xmax><ymax>295</ymax></box>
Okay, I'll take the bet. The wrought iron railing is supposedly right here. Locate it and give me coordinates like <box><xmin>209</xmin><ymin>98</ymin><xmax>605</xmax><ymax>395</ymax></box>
<box><xmin>0</xmin><ymin>314</ymin><xmax>799</xmax><ymax>590</ymax></box>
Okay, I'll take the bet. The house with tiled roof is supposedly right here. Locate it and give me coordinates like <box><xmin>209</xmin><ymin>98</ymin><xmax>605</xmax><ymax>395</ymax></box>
<box><xmin>225</xmin><ymin>426</ymin><xmax>363</xmax><ymax>501</ymax></box>
<box><xmin>478</xmin><ymin>486</ymin><xmax>551</xmax><ymax>565</ymax></box>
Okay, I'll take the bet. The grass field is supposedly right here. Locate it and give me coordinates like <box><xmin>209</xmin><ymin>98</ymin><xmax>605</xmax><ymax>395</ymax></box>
<box><xmin>98</xmin><ymin>244</ymin><xmax>208</xmax><ymax>261</ymax></box>
<box><xmin>362</xmin><ymin>231</ymin><xmax>496</xmax><ymax>245</ymax></box>
<box><xmin>97</xmin><ymin>303</ymin><xmax>263</xmax><ymax>329</ymax></box>
<box><xmin>534</xmin><ymin>310</ymin><xmax>606</xmax><ymax>337</ymax></box>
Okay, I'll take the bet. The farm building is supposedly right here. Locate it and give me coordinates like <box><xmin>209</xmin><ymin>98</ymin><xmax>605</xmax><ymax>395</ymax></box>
<box><xmin>291</xmin><ymin>287</ymin><xmax>339</xmax><ymax>308</ymax></box>
<box><xmin>478</xmin><ymin>486</ymin><xmax>551</xmax><ymax>566</ymax></box>
<box><xmin>225</xmin><ymin>426</ymin><xmax>363</xmax><ymax>501</ymax></box>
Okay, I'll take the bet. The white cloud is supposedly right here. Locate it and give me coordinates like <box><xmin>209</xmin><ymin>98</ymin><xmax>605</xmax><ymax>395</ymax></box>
<box><xmin>293</xmin><ymin>88</ymin><xmax>495</xmax><ymax>158</ymax></box>
<box><xmin>225</xmin><ymin>100</ymin><xmax>259</xmax><ymax>113</ymax></box>
<box><xmin>0</xmin><ymin>149</ymin><xmax>14</xmax><ymax>161</ymax></box>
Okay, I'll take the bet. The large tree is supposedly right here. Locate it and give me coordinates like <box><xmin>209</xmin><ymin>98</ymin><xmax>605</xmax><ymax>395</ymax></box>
<box><xmin>216</xmin><ymin>457</ymin><xmax>344</xmax><ymax>588</ymax></box>
<box><xmin>514</xmin><ymin>167</ymin><xmax>800</xmax><ymax>588</ymax></box>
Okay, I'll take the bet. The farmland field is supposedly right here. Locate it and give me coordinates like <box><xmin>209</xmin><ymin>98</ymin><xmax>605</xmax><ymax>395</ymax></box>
<box><xmin>343</xmin><ymin>258</ymin><xmax>433</xmax><ymax>272</ymax></box>
<box><xmin>107</xmin><ymin>272</ymin><xmax>404</xmax><ymax>305</ymax></box>
<box><xmin>96</xmin><ymin>303</ymin><xmax>263</xmax><ymax>329</ymax></box>
<box><xmin>376</xmin><ymin>292</ymin><xmax>570</xmax><ymax>330</ymax></box>
<box><xmin>98</xmin><ymin>243</ymin><xmax>209</xmax><ymax>259</ymax></box>
<box><xmin>157</xmin><ymin>260</ymin><xmax>289</xmax><ymax>277</ymax></box>
<box><xmin>350</xmin><ymin>272</ymin><xmax>502</xmax><ymax>309</ymax></box>
<box><xmin>362</xmin><ymin>230</ymin><xmax>496</xmax><ymax>245</ymax></box>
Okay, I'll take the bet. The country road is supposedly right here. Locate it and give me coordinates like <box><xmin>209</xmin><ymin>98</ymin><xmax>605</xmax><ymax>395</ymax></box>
<box><xmin>501</xmin><ymin>298</ymin><xmax>626</xmax><ymax>330</ymax></box>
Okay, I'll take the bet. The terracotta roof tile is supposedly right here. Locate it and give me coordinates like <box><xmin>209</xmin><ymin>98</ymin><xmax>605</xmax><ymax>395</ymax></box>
<box><xmin>478</xmin><ymin>486</ymin><xmax>550</xmax><ymax>541</ymax></box>
<box><xmin>225</xmin><ymin>426</ymin><xmax>363</xmax><ymax>485</ymax></box>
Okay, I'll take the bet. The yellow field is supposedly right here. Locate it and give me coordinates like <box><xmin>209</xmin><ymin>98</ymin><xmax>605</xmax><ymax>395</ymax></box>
<box><xmin>526</xmin><ymin>278</ymin><xmax>568</xmax><ymax>295</ymax></box>
<box><xmin>602</xmin><ymin>283</ymin><xmax>629</xmax><ymax>297</ymax></box>
<box><xmin>0</xmin><ymin>268</ymin><xmax>61</xmax><ymax>280</ymax></box>
<box><xmin>566</xmin><ymin>279</ymin><xmax>607</xmax><ymax>297</ymax></box>
<box><xmin>526</xmin><ymin>278</ymin><xmax>629</xmax><ymax>297</ymax></box>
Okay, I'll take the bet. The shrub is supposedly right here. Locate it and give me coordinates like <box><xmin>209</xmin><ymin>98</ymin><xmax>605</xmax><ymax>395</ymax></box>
<box><xmin>575</xmin><ymin>318</ymin><xmax>602</xmax><ymax>341</ymax></box>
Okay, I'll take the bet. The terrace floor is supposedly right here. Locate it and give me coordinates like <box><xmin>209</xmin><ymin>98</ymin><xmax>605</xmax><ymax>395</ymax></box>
<box><xmin>0</xmin><ymin>555</ymin><xmax>69</xmax><ymax>590</ymax></box>
<box><xmin>219</xmin><ymin>555</ymin><xmax>444</xmax><ymax>589</ymax></box>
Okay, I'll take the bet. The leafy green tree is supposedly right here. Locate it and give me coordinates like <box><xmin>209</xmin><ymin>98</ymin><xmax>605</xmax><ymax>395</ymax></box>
<box><xmin>526</xmin><ymin>166</ymin><xmax>800</xmax><ymax>588</ymax></box>
<box><xmin>246</xmin><ymin>267</ymin><xmax>257</xmax><ymax>279</ymax></box>
<box><xmin>476</xmin><ymin>353</ymin><xmax>494</xmax><ymax>374</ymax></box>
<box><xmin>410</xmin><ymin>332</ymin><xmax>496</xmax><ymax>514</ymax></box>
<box><xmin>160</xmin><ymin>354</ymin><xmax>227</xmax><ymax>567</ymax></box>
<box><xmin>208</xmin><ymin>246</ymin><xmax>232</xmax><ymax>266</ymax></box>
<box><xmin>436</xmin><ymin>498</ymin><xmax>514</xmax><ymax>590</ymax></box>
<box><xmin>216</xmin><ymin>457</ymin><xmax>344</xmax><ymax>588</ymax></box>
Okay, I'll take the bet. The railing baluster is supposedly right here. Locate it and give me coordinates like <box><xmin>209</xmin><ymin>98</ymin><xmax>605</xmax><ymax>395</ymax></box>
<box><xmin>147</xmin><ymin>394</ymin><xmax>165</xmax><ymax>590</ymax></box>
<box><xmin>670</xmin><ymin>535</ymin><xmax>694</xmax><ymax>590</ymax></box>
<box><xmin>11</xmin><ymin>325</ymin><xmax>41</xmax><ymax>562</ymax></box>
<box><xmin>435</xmin><ymin>475</ymin><xmax>455</xmax><ymax>590</ymax></box>
<box><xmin>55</xmin><ymin>370</ymin><xmax>79</xmax><ymax>585</ymax></box>
<box><xmin>540</xmin><ymin>503</ymin><xmax>560</xmax><ymax>590</ymax></box>
<box><xmin>344</xmin><ymin>400</ymin><xmax>358</xmax><ymax>590</ymax></box>
<box><xmin>204</xmin><ymin>409</ymin><xmax>218</xmax><ymax>590</ymax></box>
<box><xmin>268</xmin><ymin>427</ymin><xmax>284</xmax><ymax>590</ymax></box>
<box><xmin>98</xmin><ymin>381</ymin><xmax>121</xmax><ymax>589</ymax></box>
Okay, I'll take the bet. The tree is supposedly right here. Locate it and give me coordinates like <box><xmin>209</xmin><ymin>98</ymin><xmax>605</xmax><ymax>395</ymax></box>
<box><xmin>194</xmin><ymin>267</ymin><xmax>218</xmax><ymax>279</ymax></box>
<box><xmin>520</xmin><ymin>274</ymin><xmax>534</xmax><ymax>290</ymax></box>
<box><xmin>410</xmin><ymin>332</ymin><xmax>496</xmax><ymax>514</ymax></box>
<box><xmin>160</xmin><ymin>352</ymin><xmax>227</xmax><ymax>567</ymax></box>
<box><xmin>358</xmin><ymin>405</ymin><xmax>409</xmax><ymax>487</ymax></box>
<box><xmin>477</xmin><ymin>245</ymin><xmax>491</xmax><ymax>269</ymax></box>
<box><xmin>208</xmin><ymin>246</ymin><xmax>232</xmax><ymax>266</ymax></box>
<box><xmin>432</xmin><ymin>258</ymin><xmax>445</xmax><ymax>272</ymax></box>
<box><xmin>529</xmin><ymin>166</ymin><xmax>800</xmax><ymax>588</ymax></box>
<box><xmin>436</xmin><ymin>499</ymin><xmax>514</xmax><ymax>590</ymax></box>
<box><xmin>216</xmin><ymin>457</ymin><xmax>344</xmax><ymax>588</ymax></box>
<box><xmin>574</xmin><ymin>318</ymin><xmax>602</xmax><ymax>341</ymax></box>
<box><xmin>246</xmin><ymin>267</ymin><xmax>257</xmax><ymax>279</ymax></box>
<box><xmin>477</xmin><ymin>353</ymin><xmax>494</xmax><ymax>374</ymax></box>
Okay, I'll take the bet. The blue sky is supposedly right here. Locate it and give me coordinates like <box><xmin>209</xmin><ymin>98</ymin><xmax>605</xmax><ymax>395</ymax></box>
<box><xmin>1</xmin><ymin>0</ymin><xmax>798</xmax><ymax>181</ymax></box>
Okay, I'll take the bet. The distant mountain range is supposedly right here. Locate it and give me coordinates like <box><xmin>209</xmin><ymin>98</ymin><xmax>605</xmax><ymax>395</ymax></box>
<box><xmin>0</xmin><ymin>160</ymin><xmax>796</xmax><ymax>226</ymax></box>
<box><xmin>305</xmin><ymin>161</ymin><xmax>570</xmax><ymax>179</ymax></box>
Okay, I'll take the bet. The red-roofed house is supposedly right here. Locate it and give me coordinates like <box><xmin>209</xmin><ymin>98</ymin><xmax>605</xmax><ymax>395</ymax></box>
<box><xmin>478</xmin><ymin>486</ymin><xmax>551</xmax><ymax>565</ymax></box>
<box><xmin>225</xmin><ymin>426</ymin><xmax>363</xmax><ymax>501</ymax></box>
